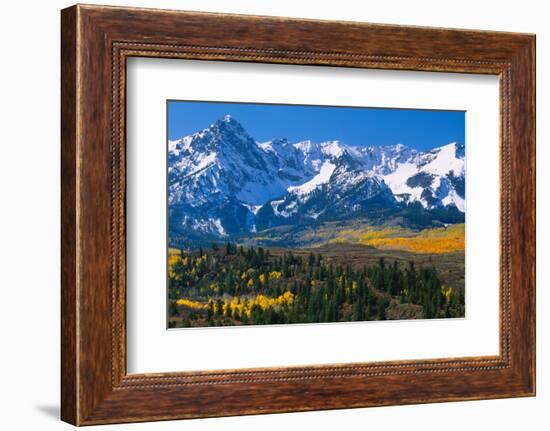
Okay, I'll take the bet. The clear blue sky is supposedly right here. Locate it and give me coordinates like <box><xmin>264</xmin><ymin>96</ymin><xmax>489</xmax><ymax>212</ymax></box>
<box><xmin>167</xmin><ymin>100</ymin><xmax>465</xmax><ymax>151</ymax></box>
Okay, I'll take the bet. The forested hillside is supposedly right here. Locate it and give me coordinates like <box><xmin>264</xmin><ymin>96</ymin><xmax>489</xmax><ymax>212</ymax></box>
<box><xmin>168</xmin><ymin>243</ymin><xmax>464</xmax><ymax>328</ymax></box>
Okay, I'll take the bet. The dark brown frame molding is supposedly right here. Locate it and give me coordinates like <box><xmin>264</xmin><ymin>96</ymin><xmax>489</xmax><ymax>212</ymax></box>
<box><xmin>61</xmin><ymin>4</ymin><xmax>536</xmax><ymax>425</ymax></box>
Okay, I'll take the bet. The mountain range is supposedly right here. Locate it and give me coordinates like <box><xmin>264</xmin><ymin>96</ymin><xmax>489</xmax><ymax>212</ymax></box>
<box><xmin>168</xmin><ymin>115</ymin><xmax>465</xmax><ymax>248</ymax></box>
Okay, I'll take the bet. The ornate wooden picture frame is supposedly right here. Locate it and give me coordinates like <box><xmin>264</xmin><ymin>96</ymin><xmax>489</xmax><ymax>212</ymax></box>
<box><xmin>61</xmin><ymin>4</ymin><xmax>535</xmax><ymax>425</ymax></box>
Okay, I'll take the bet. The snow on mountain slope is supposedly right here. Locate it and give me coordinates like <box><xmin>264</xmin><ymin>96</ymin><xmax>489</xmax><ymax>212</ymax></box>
<box><xmin>357</xmin><ymin>143</ymin><xmax>420</xmax><ymax>174</ymax></box>
<box><xmin>422</xmin><ymin>142</ymin><xmax>464</xmax><ymax>176</ymax></box>
<box><xmin>287</xmin><ymin>161</ymin><xmax>336</xmax><ymax>195</ymax></box>
<box><xmin>320</xmin><ymin>140</ymin><xmax>345</xmax><ymax>158</ymax></box>
<box><xmin>293</xmin><ymin>140</ymin><xmax>324</xmax><ymax>172</ymax></box>
<box><xmin>381</xmin><ymin>142</ymin><xmax>465</xmax><ymax>211</ymax></box>
<box><xmin>383</xmin><ymin>163</ymin><xmax>421</xmax><ymax>197</ymax></box>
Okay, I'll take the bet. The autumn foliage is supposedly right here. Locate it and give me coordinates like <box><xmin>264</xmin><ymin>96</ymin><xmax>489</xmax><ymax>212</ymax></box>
<box><xmin>330</xmin><ymin>224</ymin><xmax>465</xmax><ymax>254</ymax></box>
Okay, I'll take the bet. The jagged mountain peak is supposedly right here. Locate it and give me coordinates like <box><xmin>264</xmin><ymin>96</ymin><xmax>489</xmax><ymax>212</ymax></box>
<box><xmin>207</xmin><ymin>115</ymin><xmax>253</xmax><ymax>145</ymax></box>
<box><xmin>213</xmin><ymin>114</ymin><xmax>245</xmax><ymax>132</ymax></box>
<box><xmin>167</xmin><ymin>115</ymin><xmax>253</xmax><ymax>158</ymax></box>
<box><xmin>258</xmin><ymin>137</ymin><xmax>293</xmax><ymax>152</ymax></box>
<box><xmin>320</xmin><ymin>140</ymin><xmax>345</xmax><ymax>158</ymax></box>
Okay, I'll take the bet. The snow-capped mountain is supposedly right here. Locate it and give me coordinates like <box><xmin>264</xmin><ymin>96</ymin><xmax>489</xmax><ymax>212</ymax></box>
<box><xmin>168</xmin><ymin>115</ymin><xmax>465</xmax><ymax>246</ymax></box>
<box><xmin>381</xmin><ymin>142</ymin><xmax>465</xmax><ymax>211</ymax></box>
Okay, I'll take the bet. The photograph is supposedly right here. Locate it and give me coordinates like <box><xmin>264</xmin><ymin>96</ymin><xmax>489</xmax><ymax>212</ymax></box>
<box><xmin>166</xmin><ymin>101</ymin><xmax>466</xmax><ymax>328</ymax></box>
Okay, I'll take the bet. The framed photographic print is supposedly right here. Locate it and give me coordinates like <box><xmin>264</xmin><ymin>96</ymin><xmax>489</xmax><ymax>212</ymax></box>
<box><xmin>61</xmin><ymin>4</ymin><xmax>536</xmax><ymax>425</ymax></box>
<box><xmin>164</xmin><ymin>101</ymin><xmax>466</xmax><ymax>329</ymax></box>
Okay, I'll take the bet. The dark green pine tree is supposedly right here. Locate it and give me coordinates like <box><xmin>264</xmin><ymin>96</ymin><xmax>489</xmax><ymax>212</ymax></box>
<box><xmin>225</xmin><ymin>303</ymin><xmax>233</xmax><ymax>319</ymax></box>
<box><xmin>352</xmin><ymin>296</ymin><xmax>365</xmax><ymax>321</ymax></box>
<box><xmin>169</xmin><ymin>301</ymin><xmax>179</xmax><ymax>317</ymax></box>
<box><xmin>232</xmin><ymin>308</ymin><xmax>241</xmax><ymax>322</ymax></box>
